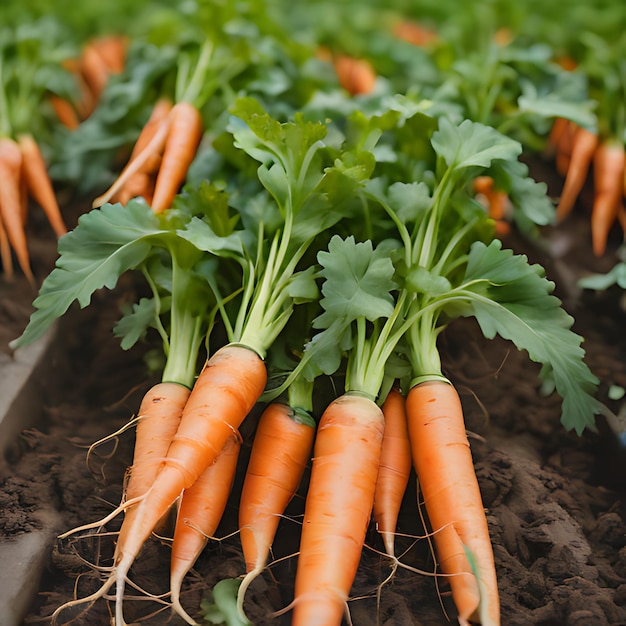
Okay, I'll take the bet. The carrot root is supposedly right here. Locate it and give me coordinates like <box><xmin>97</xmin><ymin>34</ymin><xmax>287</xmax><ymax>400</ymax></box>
<box><xmin>406</xmin><ymin>380</ymin><xmax>499</xmax><ymax>626</ymax></box>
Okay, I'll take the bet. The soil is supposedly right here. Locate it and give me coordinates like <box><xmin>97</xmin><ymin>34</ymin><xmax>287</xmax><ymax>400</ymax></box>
<box><xmin>2</xmin><ymin>160</ymin><xmax>626</xmax><ymax>626</ymax></box>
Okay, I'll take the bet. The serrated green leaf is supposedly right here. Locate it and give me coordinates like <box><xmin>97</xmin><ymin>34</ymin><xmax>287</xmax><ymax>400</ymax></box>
<box><xmin>313</xmin><ymin>235</ymin><xmax>396</xmax><ymax>330</ymax></box>
<box><xmin>462</xmin><ymin>240</ymin><xmax>601</xmax><ymax>434</ymax></box>
<box><xmin>12</xmin><ymin>201</ymin><xmax>165</xmax><ymax>348</ymax></box>
<box><xmin>113</xmin><ymin>296</ymin><xmax>169</xmax><ymax>350</ymax></box>
<box><xmin>432</xmin><ymin>117</ymin><xmax>522</xmax><ymax>171</ymax></box>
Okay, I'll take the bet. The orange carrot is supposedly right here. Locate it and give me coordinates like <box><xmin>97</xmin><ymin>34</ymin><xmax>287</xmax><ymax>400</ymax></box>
<box><xmin>123</xmin><ymin>382</ymin><xmax>191</xmax><ymax>508</ymax></box>
<box><xmin>556</xmin><ymin>125</ymin><xmax>598</xmax><ymax>222</ymax></box>
<box><xmin>554</xmin><ymin>119</ymin><xmax>577</xmax><ymax>177</ymax></box>
<box><xmin>114</xmin><ymin>98</ymin><xmax>173</xmax><ymax>205</ymax></box>
<box><xmin>372</xmin><ymin>387</ymin><xmax>412</xmax><ymax>558</ymax></box>
<box><xmin>18</xmin><ymin>134</ymin><xmax>68</xmax><ymax>238</ymax></box>
<box><xmin>79</xmin><ymin>40</ymin><xmax>111</xmax><ymax>105</ymax></box>
<box><xmin>473</xmin><ymin>176</ymin><xmax>512</xmax><ymax>236</ymax></box>
<box><xmin>392</xmin><ymin>20</ymin><xmax>437</xmax><ymax>47</ymax></box>
<box><xmin>170</xmin><ymin>432</ymin><xmax>241</xmax><ymax>624</ymax></box>
<box><xmin>237</xmin><ymin>402</ymin><xmax>315</xmax><ymax>614</ymax></box>
<box><xmin>0</xmin><ymin>215</ymin><xmax>13</xmax><ymax>281</ymax></box>
<box><xmin>406</xmin><ymin>380</ymin><xmax>499</xmax><ymax>626</ymax></box>
<box><xmin>92</xmin><ymin>111</ymin><xmax>173</xmax><ymax>208</ymax></box>
<box><xmin>591</xmin><ymin>141</ymin><xmax>626</xmax><ymax>257</ymax></box>
<box><xmin>333</xmin><ymin>55</ymin><xmax>377</xmax><ymax>96</ymax></box>
<box><xmin>90</xmin><ymin>35</ymin><xmax>127</xmax><ymax>75</ymax></box>
<box><xmin>48</xmin><ymin>94</ymin><xmax>80</xmax><ymax>130</ymax></box>
<box><xmin>546</xmin><ymin>117</ymin><xmax>569</xmax><ymax>160</ymax></box>
<box><xmin>0</xmin><ymin>137</ymin><xmax>34</xmax><ymax>285</ymax></box>
<box><xmin>150</xmin><ymin>102</ymin><xmax>203</xmax><ymax>214</ymax></box>
<box><xmin>292</xmin><ymin>393</ymin><xmax>384</xmax><ymax>625</ymax></box>
<box><xmin>112</xmin><ymin>344</ymin><xmax>266</xmax><ymax>625</ymax></box>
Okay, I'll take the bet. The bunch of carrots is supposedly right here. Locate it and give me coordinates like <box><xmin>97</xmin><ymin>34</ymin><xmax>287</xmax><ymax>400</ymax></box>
<box><xmin>5</xmin><ymin>2</ymin><xmax>620</xmax><ymax>625</ymax></box>
<box><xmin>547</xmin><ymin>117</ymin><xmax>625</xmax><ymax>257</ymax></box>
<box><xmin>49</xmin><ymin>34</ymin><xmax>128</xmax><ymax>130</ymax></box>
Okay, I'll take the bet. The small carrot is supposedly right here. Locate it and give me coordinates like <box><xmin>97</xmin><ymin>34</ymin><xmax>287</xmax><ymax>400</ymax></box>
<box><xmin>545</xmin><ymin>117</ymin><xmax>569</xmax><ymax>159</ymax></box>
<box><xmin>591</xmin><ymin>141</ymin><xmax>626</xmax><ymax>257</ymax></box>
<box><xmin>473</xmin><ymin>176</ymin><xmax>511</xmax><ymax>236</ymax></box>
<box><xmin>18</xmin><ymin>134</ymin><xmax>68</xmax><ymax>238</ymax></box>
<box><xmin>150</xmin><ymin>101</ymin><xmax>203</xmax><ymax>214</ymax></box>
<box><xmin>114</xmin><ymin>98</ymin><xmax>173</xmax><ymax>205</ymax></box>
<box><xmin>556</xmin><ymin>125</ymin><xmax>598</xmax><ymax>222</ymax></box>
<box><xmin>0</xmin><ymin>137</ymin><xmax>34</xmax><ymax>285</ymax></box>
<box><xmin>0</xmin><ymin>215</ymin><xmax>13</xmax><ymax>281</ymax></box>
<box><xmin>554</xmin><ymin>119</ymin><xmax>577</xmax><ymax>177</ymax></box>
<box><xmin>170</xmin><ymin>432</ymin><xmax>242</xmax><ymax>624</ymax></box>
<box><xmin>392</xmin><ymin>20</ymin><xmax>438</xmax><ymax>47</ymax></box>
<box><xmin>48</xmin><ymin>94</ymin><xmax>80</xmax><ymax>130</ymax></box>
<box><xmin>406</xmin><ymin>380</ymin><xmax>499</xmax><ymax>626</ymax></box>
<box><xmin>92</xmin><ymin>111</ymin><xmax>173</xmax><ymax>208</ymax></box>
<box><xmin>79</xmin><ymin>40</ymin><xmax>112</xmax><ymax>105</ymax></box>
<box><xmin>112</xmin><ymin>344</ymin><xmax>266</xmax><ymax>626</ymax></box>
<box><xmin>237</xmin><ymin>401</ymin><xmax>315</xmax><ymax>616</ymax></box>
<box><xmin>90</xmin><ymin>35</ymin><xmax>127</xmax><ymax>75</ymax></box>
<box><xmin>291</xmin><ymin>393</ymin><xmax>384</xmax><ymax>625</ymax></box>
<box><xmin>333</xmin><ymin>55</ymin><xmax>377</xmax><ymax>96</ymax></box>
<box><xmin>372</xmin><ymin>386</ymin><xmax>412</xmax><ymax>559</ymax></box>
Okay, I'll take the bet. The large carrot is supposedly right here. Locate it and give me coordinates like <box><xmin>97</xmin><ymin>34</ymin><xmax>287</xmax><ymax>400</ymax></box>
<box><xmin>291</xmin><ymin>393</ymin><xmax>384</xmax><ymax>625</ymax></box>
<box><xmin>554</xmin><ymin>119</ymin><xmax>577</xmax><ymax>177</ymax></box>
<box><xmin>556</xmin><ymin>125</ymin><xmax>598</xmax><ymax>221</ymax></box>
<box><xmin>591</xmin><ymin>141</ymin><xmax>626</xmax><ymax>257</ymax></box>
<box><xmin>17</xmin><ymin>134</ymin><xmax>67</xmax><ymax>238</ymax></box>
<box><xmin>112</xmin><ymin>344</ymin><xmax>266</xmax><ymax>625</ymax></box>
<box><xmin>114</xmin><ymin>98</ymin><xmax>173</xmax><ymax>206</ymax></box>
<box><xmin>150</xmin><ymin>101</ymin><xmax>203</xmax><ymax>214</ymax></box>
<box><xmin>0</xmin><ymin>137</ymin><xmax>34</xmax><ymax>285</ymax></box>
<box><xmin>406</xmin><ymin>380</ymin><xmax>499</xmax><ymax>626</ymax></box>
<box><xmin>237</xmin><ymin>401</ymin><xmax>315</xmax><ymax>616</ymax></box>
<box><xmin>372</xmin><ymin>386</ymin><xmax>412</xmax><ymax>559</ymax></box>
<box><xmin>170</xmin><ymin>432</ymin><xmax>242</xmax><ymax>624</ymax></box>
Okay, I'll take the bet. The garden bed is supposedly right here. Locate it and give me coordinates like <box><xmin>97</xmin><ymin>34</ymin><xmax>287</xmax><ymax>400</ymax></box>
<box><xmin>2</xmin><ymin>164</ymin><xmax>626</xmax><ymax>625</ymax></box>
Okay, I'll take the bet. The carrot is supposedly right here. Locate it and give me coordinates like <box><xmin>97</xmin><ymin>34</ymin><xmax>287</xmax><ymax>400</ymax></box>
<box><xmin>114</xmin><ymin>98</ymin><xmax>173</xmax><ymax>205</ymax></box>
<box><xmin>0</xmin><ymin>137</ymin><xmax>34</xmax><ymax>285</ymax></box>
<box><xmin>150</xmin><ymin>101</ymin><xmax>203</xmax><ymax>214</ymax></box>
<box><xmin>372</xmin><ymin>386</ymin><xmax>412</xmax><ymax>559</ymax></box>
<box><xmin>112</xmin><ymin>344</ymin><xmax>266</xmax><ymax>625</ymax></box>
<box><xmin>591</xmin><ymin>141</ymin><xmax>626</xmax><ymax>257</ymax></box>
<box><xmin>472</xmin><ymin>176</ymin><xmax>511</xmax><ymax>236</ymax></box>
<box><xmin>546</xmin><ymin>117</ymin><xmax>570</xmax><ymax>158</ymax></box>
<box><xmin>333</xmin><ymin>55</ymin><xmax>377</xmax><ymax>96</ymax></box>
<box><xmin>406</xmin><ymin>380</ymin><xmax>499</xmax><ymax>626</ymax></box>
<box><xmin>90</xmin><ymin>35</ymin><xmax>127</xmax><ymax>75</ymax></box>
<box><xmin>91</xmin><ymin>111</ymin><xmax>173</xmax><ymax>208</ymax></box>
<box><xmin>122</xmin><ymin>382</ymin><xmax>191</xmax><ymax>512</ymax></box>
<box><xmin>237</xmin><ymin>401</ymin><xmax>315</xmax><ymax>615</ymax></box>
<box><xmin>554</xmin><ymin>119</ymin><xmax>577</xmax><ymax>177</ymax></box>
<box><xmin>48</xmin><ymin>94</ymin><xmax>80</xmax><ymax>130</ymax></box>
<box><xmin>171</xmin><ymin>432</ymin><xmax>242</xmax><ymax>624</ymax></box>
<box><xmin>291</xmin><ymin>393</ymin><xmax>384</xmax><ymax>625</ymax></box>
<box><xmin>18</xmin><ymin>134</ymin><xmax>68</xmax><ymax>238</ymax></box>
<box><xmin>0</xmin><ymin>215</ymin><xmax>13</xmax><ymax>281</ymax></box>
<box><xmin>79</xmin><ymin>40</ymin><xmax>111</xmax><ymax>105</ymax></box>
<box><xmin>556</xmin><ymin>125</ymin><xmax>598</xmax><ymax>222</ymax></box>
<box><xmin>392</xmin><ymin>20</ymin><xmax>437</xmax><ymax>47</ymax></box>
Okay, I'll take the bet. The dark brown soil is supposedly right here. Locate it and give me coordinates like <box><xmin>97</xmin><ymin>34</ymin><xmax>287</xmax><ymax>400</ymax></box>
<box><xmin>2</xmin><ymin>161</ymin><xmax>626</xmax><ymax>626</ymax></box>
